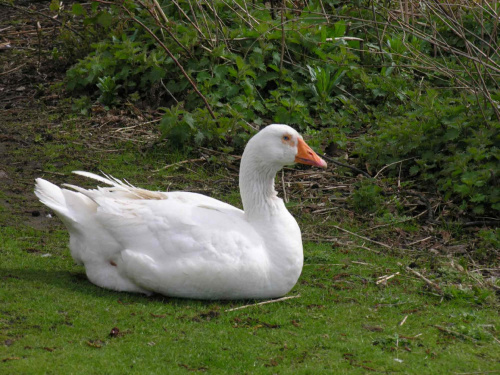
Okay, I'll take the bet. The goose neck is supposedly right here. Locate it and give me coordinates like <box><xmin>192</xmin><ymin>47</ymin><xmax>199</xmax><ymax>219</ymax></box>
<box><xmin>239</xmin><ymin>153</ymin><xmax>281</xmax><ymax>220</ymax></box>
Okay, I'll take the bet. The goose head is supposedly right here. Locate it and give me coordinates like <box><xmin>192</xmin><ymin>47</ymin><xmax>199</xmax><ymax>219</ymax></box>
<box><xmin>239</xmin><ymin>125</ymin><xmax>327</xmax><ymax>216</ymax></box>
<box><xmin>244</xmin><ymin>124</ymin><xmax>327</xmax><ymax>170</ymax></box>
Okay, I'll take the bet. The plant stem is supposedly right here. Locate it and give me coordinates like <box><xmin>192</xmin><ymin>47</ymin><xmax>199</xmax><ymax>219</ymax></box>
<box><xmin>121</xmin><ymin>4</ymin><xmax>217</xmax><ymax>121</ymax></box>
<box><xmin>280</xmin><ymin>0</ymin><xmax>285</xmax><ymax>72</ymax></box>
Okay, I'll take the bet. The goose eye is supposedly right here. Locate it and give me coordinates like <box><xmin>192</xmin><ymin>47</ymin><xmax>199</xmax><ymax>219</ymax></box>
<box><xmin>283</xmin><ymin>135</ymin><xmax>290</xmax><ymax>141</ymax></box>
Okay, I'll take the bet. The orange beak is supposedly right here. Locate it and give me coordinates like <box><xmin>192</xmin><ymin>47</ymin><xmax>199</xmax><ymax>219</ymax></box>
<box><xmin>294</xmin><ymin>138</ymin><xmax>327</xmax><ymax>168</ymax></box>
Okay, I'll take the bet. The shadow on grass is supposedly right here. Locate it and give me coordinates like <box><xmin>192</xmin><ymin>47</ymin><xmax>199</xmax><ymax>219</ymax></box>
<box><xmin>0</xmin><ymin>267</ymin><xmax>260</xmax><ymax>308</ymax></box>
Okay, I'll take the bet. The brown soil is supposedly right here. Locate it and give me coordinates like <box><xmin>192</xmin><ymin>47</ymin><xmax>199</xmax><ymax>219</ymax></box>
<box><xmin>0</xmin><ymin>2</ymin><xmax>150</xmax><ymax>230</ymax></box>
<box><xmin>1</xmin><ymin>2</ymin><xmax>63</xmax><ymax>229</ymax></box>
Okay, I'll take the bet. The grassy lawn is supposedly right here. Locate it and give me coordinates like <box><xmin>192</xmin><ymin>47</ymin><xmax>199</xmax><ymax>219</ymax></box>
<box><xmin>1</xmin><ymin>230</ymin><xmax>499</xmax><ymax>374</ymax></box>
<box><xmin>1</xmin><ymin>111</ymin><xmax>499</xmax><ymax>374</ymax></box>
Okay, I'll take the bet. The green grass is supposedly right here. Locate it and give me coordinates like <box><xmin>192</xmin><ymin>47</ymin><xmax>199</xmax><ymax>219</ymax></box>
<box><xmin>1</xmin><ymin>112</ymin><xmax>499</xmax><ymax>374</ymax></box>
<box><xmin>1</xmin><ymin>226</ymin><xmax>499</xmax><ymax>374</ymax></box>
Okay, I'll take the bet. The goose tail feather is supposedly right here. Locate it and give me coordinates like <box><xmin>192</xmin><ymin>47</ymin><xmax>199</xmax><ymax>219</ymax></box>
<box><xmin>34</xmin><ymin>178</ymin><xmax>71</xmax><ymax>218</ymax></box>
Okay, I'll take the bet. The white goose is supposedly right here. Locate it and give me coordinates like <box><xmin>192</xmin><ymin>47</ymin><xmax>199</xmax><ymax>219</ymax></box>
<box><xmin>35</xmin><ymin>124</ymin><xmax>326</xmax><ymax>299</ymax></box>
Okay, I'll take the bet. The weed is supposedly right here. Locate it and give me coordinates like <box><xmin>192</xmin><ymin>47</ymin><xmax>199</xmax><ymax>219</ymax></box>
<box><xmin>350</xmin><ymin>180</ymin><xmax>384</xmax><ymax>214</ymax></box>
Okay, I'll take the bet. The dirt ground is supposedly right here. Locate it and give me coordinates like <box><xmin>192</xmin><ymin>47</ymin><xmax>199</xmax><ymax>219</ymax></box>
<box><xmin>0</xmin><ymin>2</ymin><xmax>150</xmax><ymax>230</ymax></box>
<box><xmin>1</xmin><ymin>2</ymin><xmax>61</xmax><ymax>228</ymax></box>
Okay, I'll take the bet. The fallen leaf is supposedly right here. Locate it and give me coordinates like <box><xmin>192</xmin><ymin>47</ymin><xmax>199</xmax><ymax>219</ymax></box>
<box><xmin>178</xmin><ymin>364</ymin><xmax>208</xmax><ymax>372</ymax></box>
<box><xmin>192</xmin><ymin>310</ymin><xmax>219</xmax><ymax>322</ymax></box>
<box><xmin>306</xmin><ymin>304</ymin><xmax>324</xmax><ymax>309</ymax></box>
<box><xmin>264</xmin><ymin>358</ymin><xmax>279</xmax><ymax>367</ymax></box>
<box><xmin>443</xmin><ymin>244</ymin><xmax>468</xmax><ymax>254</ymax></box>
<box><xmin>363</xmin><ymin>325</ymin><xmax>384</xmax><ymax>332</ymax></box>
<box><xmin>150</xmin><ymin>313</ymin><xmax>166</xmax><ymax>318</ymax></box>
<box><xmin>117</xmin><ymin>300</ymin><xmax>133</xmax><ymax>305</ymax></box>
<box><xmin>2</xmin><ymin>357</ymin><xmax>20</xmax><ymax>362</ymax></box>
<box><xmin>440</xmin><ymin>230</ymin><xmax>451</xmax><ymax>242</ymax></box>
<box><xmin>86</xmin><ymin>340</ymin><xmax>103</xmax><ymax>348</ymax></box>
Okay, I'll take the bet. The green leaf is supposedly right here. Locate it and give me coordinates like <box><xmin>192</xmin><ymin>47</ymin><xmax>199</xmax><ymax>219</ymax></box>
<box><xmin>473</xmin><ymin>204</ymin><xmax>485</xmax><ymax>215</ymax></box>
<box><xmin>146</xmin><ymin>66</ymin><xmax>166</xmax><ymax>83</ymax></box>
<box><xmin>71</xmin><ymin>3</ymin><xmax>86</xmax><ymax>16</ymax></box>
<box><xmin>334</xmin><ymin>20</ymin><xmax>346</xmax><ymax>38</ymax></box>
<box><xmin>461</xmin><ymin>171</ymin><xmax>478</xmax><ymax>186</ymax></box>
<box><xmin>471</xmin><ymin>194</ymin><xmax>486</xmax><ymax>203</ymax></box>
<box><xmin>444</xmin><ymin>128</ymin><xmax>460</xmax><ymax>141</ymax></box>
<box><xmin>196</xmin><ymin>71</ymin><xmax>211</xmax><ymax>83</ymax></box>
<box><xmin>49</xmin><ymin>0</ymin><xmax>60</xmax><ymax>12</ymax></box>
<box><xmin>194</xmin><ymin>131</ymin><xmax>205</xmax><ymax>145</ymax></box>
<box><xmin>184</xmin><ymin>113</ymin><xmax>195</xmax><ymax>129</ymax></box>
<box><xmin>320</xmin><ymin>26</ymin><xmax>327</xmax><ymax>43</ymax></box>
<box><xmin>97</xmin><ymin>12</ymin><xmax>113</xmax><ymax>28</ymax></box>
<box><xmin>453</xmin><ymin>184</ymin><xmax>470</xmax><ymax>195</ymax></box>
<box><xmin>235</xmin><ymin>56</ymin><xmax>245</xmax><ymax>71</ymax></box>
<box><xmin>255</xmin><ymin>72</ymin><xmax>279</xmax><ymax>87</ymax></box>
<box><xmin>382</xmin><ymin>66</ymin><xmax>394</xmax><ymax>77</ymax></box>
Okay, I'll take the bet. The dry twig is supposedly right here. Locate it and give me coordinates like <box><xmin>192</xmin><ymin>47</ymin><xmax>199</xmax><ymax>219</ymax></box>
<box><xmin>0</xmin><ymin>1</ymin><xmax>85</xmax><ymax>39</ymax></box>
<box><xmin>331</xmin><ymin>224</ymin><xmax>392</xmax><ymax>249</ymax></box>
<box><xmin>434</xmin><ymin>325</ymin><xmax>477</xmax><ymax>342</ymax></box>
<box><xmin>321</xmin><ymin>154</ymin><xmax>371</xmax><ymax>178</ymax></box>
<box><xmin>225</xmin><ymin>294</ymin><xmax>301</xmax><ymax>312</ymax></box>
<box><xmin>400</xmin><ymin>263</ymin><xmax>443</xmax><ymax>294</ymax></box>
<box><xmin>117</xmin><ymin>3</ymin><xmax>218</xmax><ymax>121</ymax></box>
<box><xmin>153</xmin><ymin>158</ymin><xmax>206</xmax><ymax>172</ymax></box>
<box><xmin>376</xmin><ymin>272</ymin><xmax>400</xmax><ymax>284</ymax></box>
<box><xmin>399</xmin><ymin>315</ymin><xmax>408</xmax><ymax>326</ymax></box>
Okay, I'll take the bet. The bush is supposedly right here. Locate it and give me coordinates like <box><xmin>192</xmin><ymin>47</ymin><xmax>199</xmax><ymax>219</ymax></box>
<box><xmin>357</xmin><ymin>87</ymin><xmax>499</xmax><ymax>216</ymax></box>
<box><xmin>61</xmin><ymin>0</ymin><xmax>500</xmax><ymax>217</ymax></box>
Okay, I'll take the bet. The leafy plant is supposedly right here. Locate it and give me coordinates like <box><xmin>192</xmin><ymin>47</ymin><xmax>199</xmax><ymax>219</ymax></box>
<box><xmin>350</xmin><ymin>180</ymin><xmax>385</xmax><ymax>214</ymax></box>
<box><xmin>60</xmin><ymin>0</ymin><xmax>500</xmax><ymax>218</ymax></box>
<box><xmin>357</xmin><ymin>88</ymin><xmax>499</xmax><ymax>216</ymax></box>
<box><xmin>96</xmin><ymin>76</ymin><xmax>120</xmax><ymax>106</ymax></box>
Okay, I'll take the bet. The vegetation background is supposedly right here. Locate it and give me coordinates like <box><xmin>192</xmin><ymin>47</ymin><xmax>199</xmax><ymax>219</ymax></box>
<box><xmin>0</xmin><ymin>0</ymin><xmax>499</xmax><ymax>373</ymax></box>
